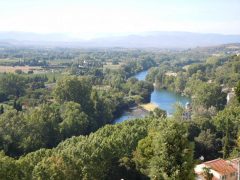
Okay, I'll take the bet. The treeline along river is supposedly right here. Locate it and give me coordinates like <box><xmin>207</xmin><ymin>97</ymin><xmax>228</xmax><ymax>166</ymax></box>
<box><xmin>114</xmin><ymin>70</ymin><xmax>190</xmax><ymax>123</ymax></box>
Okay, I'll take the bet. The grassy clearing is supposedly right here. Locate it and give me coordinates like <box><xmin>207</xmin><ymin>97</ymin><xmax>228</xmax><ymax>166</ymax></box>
<box><xmin>140</xmin><ymin>103</ymin><xmax>158</xmax><ymax>111</ymax></box>
<box><xmin>0</xmin><ymin>65</ymin><xmax>43</xmax><ymax>73</ymax></box>
<box><xmin>103</xmin><ymin>62</ymin><xmax>123</xmax><ymax>70</ymax></box>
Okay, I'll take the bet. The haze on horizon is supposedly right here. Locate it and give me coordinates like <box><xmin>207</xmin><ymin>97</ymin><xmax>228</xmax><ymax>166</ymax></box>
<box><xmin>0</xmin><ymin>0</ymin><xmax>240</xmax><ymax>39</ymax></box>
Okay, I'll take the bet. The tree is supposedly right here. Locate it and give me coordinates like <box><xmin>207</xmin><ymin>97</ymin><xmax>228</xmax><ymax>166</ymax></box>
<box><xmin>151</xmin><ymin>108</ymin><xmax>167</xmax><ymax>118</ymax></box>
<box><xmin>17</xmin><ymin>148</ymin><xmax>52</xmax><ymax>179</ymax></box>
<box><xmin>213</xmin><ymin>105</ymin><xmax>240</xmax><ymax>157</ymax></box>
<box><xmin>202</xmin><ymin>167</ymin><xmax>213</xmax><ymax>180</ymax></box>
<box><xmin>53</xmin><ymin>76</ymin><xmax>92</xmax><ymax>112</ymax></box>
<box><xmin>0</xmin><ymin>105</ymin><xmax>4</xmax><ymax>114</ymax></box>
<box><xmin>175</xmin><ymin>75</ymin><xmax>186</xmax><ymax>93</ymax></box>
<box><xmin>54</xmin><ymin>118</ymin><xmax>150</xmax><ymax>180</ymax></box>
<box><xmin>0</xmin><ymin>151</ymin><xmax>21</xmax><ymax>180</ymax></box>
<box><xmin>90</xmin><ymin>90</ymin><xmax>114</xmax><ymax>127</ymax></box>
<box><xmin>21</xmin><ymin>104</ymin><xmax>61</xmax><ymax>153</ymax></box>
<box><xmin>32</xmin><ymin>155</ymin><xmax>80</xmax><ymax>180</ymax></box>
<box><xmin>173</xmin><ymin>103</ymin><xmax>185</xmax><ymax>120</ymax></box>
<box><xmin>194</xmin><ymin>129</ymin><xmax>218</xmax><ymax>160</ymax></box>
<box><xmin>13</xmin><ymin>100</ymin><xmax>22</xmax><ymax>111</ymax></box>
<box><xmin>15</xmin><ymin>69</ymin><xmax>23</xmax><ymax>74</ymax></box>
<box><xmin>236</xmin><ymin>81</ymin><xmax>240</xmax><ymax>103</ymax></box>
<box><xmin>0</xmin><ymin>74</ymin><xmax>26</xmax><ymax>98</ymax></box>
<box><xmin>0</xmin><ymin>110</ymin><xmax>25</xmax><ymax>156</ymax></box>
<box><xmin>134</xmin><ymin>120</ymin><xmax>195</xmax><ymax>179</ymax></box>
<box><xmin>0</xmin><ymin>92</ymin><xmax>7</xmax><ymax>102</ymax></box>
<box><xmin>223</xmin><ymin>119</ymin><xmax>230</xmax><ymax>159</ymax></box>
<box><xmin>133</xmin><ymin>133</ymin><xmax>154</xmax><ymax>176</ymax></box>
<box><xmin>59</xmin><ymin>101</ymin><xmax>89</xmax><ymax>138</ymax></box>
<box><xmin>129</xmin><ymin>81</ymin><xmax>154</xmax><ymax>103</ymax></box>
<box><xmin>193</xmin><ymin>82</ymin><xmax>226</xmax><ymax>110</ymax></box>
<box><xmin>149</xmin><ymin>120</ymin><xmax>195</xmax><ymax>179</ymax></box>
<box><xmin>53</xmin><ymin>75</ymin><xmax>56</xmax><ymax>83</ymax></box>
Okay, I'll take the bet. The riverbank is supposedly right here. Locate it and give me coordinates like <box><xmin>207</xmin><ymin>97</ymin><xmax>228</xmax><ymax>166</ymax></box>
<box><xmin>113</xmin><ymin>105</ymin><xmax>149</xmax><ymax>123</ymax></box>
<box><xmin>140</xmin><ymin>103</ymin><xmax>158</xmax><ymax>111</ymax></box>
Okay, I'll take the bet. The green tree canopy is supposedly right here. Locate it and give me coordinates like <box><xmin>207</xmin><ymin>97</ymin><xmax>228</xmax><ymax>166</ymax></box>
<box><xmin>59</xmin><ymin>101</ymin><xmax>89</xmax><ymax>138</ymax></box>
<box><xmin>53</xmin><ymin>76</ymin><xmax>92</xmax><ymax>112</ymax></box>
<box><xmin>134</xmin><ymin>119</ymin><xmax>195</xmax><ymax>180</ymax></box>
<box><xmin>236</xmin><ymin>81</ymin><xmax>240</xmax><ymax>103</ymax></box>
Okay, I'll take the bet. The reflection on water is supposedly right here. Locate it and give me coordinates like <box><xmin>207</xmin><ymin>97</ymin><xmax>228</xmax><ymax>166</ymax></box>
<box><xmin>113</xmin><ymin>107</ymin><xmax>148</xmax><ymax>124</ymax></box>
<box><xmin>151</xmin><ymin>89</ymin><xmax>190</xmax><ymax>115</ymax></box>
<box><xmin>134</xmin><ymin>70</ymin><xmax>148</xmax><ymax>81</ymax></box>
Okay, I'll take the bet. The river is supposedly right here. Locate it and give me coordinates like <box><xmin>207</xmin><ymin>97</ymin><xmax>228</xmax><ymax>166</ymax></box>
<box><xmin>114</xmin><ymin>70</ymin><xmax>190</xmax><ymax>123</ymax></box>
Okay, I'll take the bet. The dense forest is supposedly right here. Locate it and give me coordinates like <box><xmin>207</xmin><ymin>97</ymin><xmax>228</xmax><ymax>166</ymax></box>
<box><xmin>0</xmin><ymin>44</ymin><xmax>240</xmax><ymax>179</ymax></box>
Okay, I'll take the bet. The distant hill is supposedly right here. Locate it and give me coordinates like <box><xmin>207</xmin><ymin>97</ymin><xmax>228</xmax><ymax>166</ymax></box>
<box><xmin>0</xmin><ymin>31</ymin><xmax>240</xmax><ymax>48</ymax></box>
<box><xmin>0</xmin><ymin>32</ymin><xmax>74</xmax><ymax>42</ymax></box>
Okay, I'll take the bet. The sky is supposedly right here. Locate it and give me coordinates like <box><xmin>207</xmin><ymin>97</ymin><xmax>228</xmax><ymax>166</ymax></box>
<box><xmin>0</xmin><ymin>0</ymin><xmax>239</xmax><ymax>38</ymax></box>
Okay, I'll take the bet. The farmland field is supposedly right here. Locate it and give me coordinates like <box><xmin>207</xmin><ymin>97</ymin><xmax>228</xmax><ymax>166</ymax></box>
<box><xmin>103</xmin><ymin>62</ymin><xmax>123</xmax><ymax>70</ymax></box>
<box><xmin>0</xmin><ymin>65</ymin><xmax>43</xmax><ymax>73</ymax></box>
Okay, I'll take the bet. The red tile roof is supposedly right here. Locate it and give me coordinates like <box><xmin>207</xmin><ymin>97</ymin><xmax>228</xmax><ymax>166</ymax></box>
<box><xmin>203</xmin><ymin>158</ymin><xmax>236</xmax><ymax>175</ymax></box>
<box><xmin>228</xmin><ymin>158</ymin><xmax>240</xmax><ymax>169</ymax></box>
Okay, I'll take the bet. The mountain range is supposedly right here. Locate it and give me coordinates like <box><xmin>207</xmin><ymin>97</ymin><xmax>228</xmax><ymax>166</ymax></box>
<box><xmin>1</xmin><ymin>31</ymin><xmax>240</xmax><ymax>48</ymax></box>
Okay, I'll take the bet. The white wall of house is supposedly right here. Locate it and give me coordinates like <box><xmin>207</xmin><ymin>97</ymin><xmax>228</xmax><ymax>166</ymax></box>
<box><xmin>195</xmin><ymin>164</ymin><xmax>221</xmax><ymax>179</ymax></box>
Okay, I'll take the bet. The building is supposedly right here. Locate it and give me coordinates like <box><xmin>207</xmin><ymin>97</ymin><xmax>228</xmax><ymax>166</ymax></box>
<box><xmin>228</xmin><ymin>158</ymin><xmax>240</xmax><ymax>170</ymax></box>
<box><xmin>195</xmin><ymin>158</ymin><xmax>239</xmax><ymax>180</ymax></box>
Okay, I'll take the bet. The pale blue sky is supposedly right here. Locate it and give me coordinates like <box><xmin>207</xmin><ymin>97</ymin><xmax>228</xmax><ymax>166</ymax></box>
<box><xmin>0</xmin><ymin>0</ymin><xmax>239</xmax><ymax>38</ymax></box>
